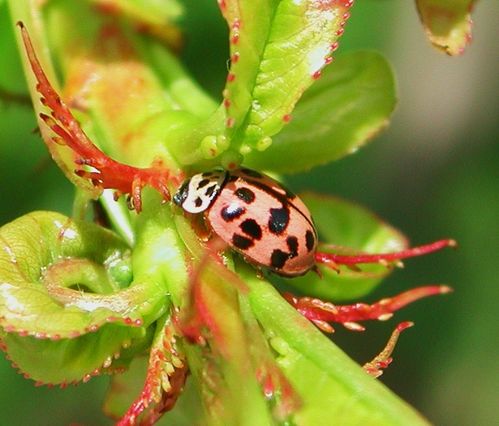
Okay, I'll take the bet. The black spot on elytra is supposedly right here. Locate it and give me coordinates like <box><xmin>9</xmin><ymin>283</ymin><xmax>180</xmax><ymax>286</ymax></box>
<box><xmin>268</xmin><ymin>207</ymin><xmax>290</xmax><ymax>234</ymax></box>
<box><xmin>235</xmin><ymin>187</ymin><xmax>255</xmax><ymax>204</ymax></box>
<box><xmin>232</xmin><ymin>234</ymin><xmax>254</xmax><ymax>250</ymax></box>
<box><xmin>194</xmin><ymin>197</ymin><xmax>203</xmax><ymax>207</ymax></box>
<box><xmin>241</xmin><ymin>168</ymin><xmax>263</xmax><ymax>179</ymax></box>
<box><xmin>240</xmin><ymin>219</ymin><xmax>262</xmax><ymax>240</ymax></box>
<box><xmin>197</xmin><ymin>178</ymin><xmax>210</xmax><ymax>189</ymax></box>
<box><xmin>271</xmin><ymin>249</ymin><xmax>288</xmax><ymax>269</ymax></box>
<box><xmin>287</xmin><ymin>236</ymin><xmax>298</xmax><ymax>258</ymax></box>
<box><xmin>305</xmin><ymin>230</ymin><xmax>315</xmax><ymax>252</ymax></box>
<box><xmin>221</xmin><ymin>205</ymin><xmax>245</xmax><ymax>222</ymax></box>
<box><xmin>205</xmin><ymin>183</ymin><xmax>217</xmax><ymax>197</ymax></box>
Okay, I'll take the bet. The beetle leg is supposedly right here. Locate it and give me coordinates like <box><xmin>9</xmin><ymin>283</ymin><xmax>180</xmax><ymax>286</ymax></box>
<box><xmin>18</xmin><ymin>22</ymin><xmax>173</xmax><ymax>213</ymax></box>
<box><xmin>315</xmin><ymin>239</ymin><xmax>456</xmax><ymax>271</ymax></box>
<box><xmin>363</xmin><ymin>321</ymin><xmax>413</xmax><ymax>378</ymax></box>
<box><xmin>283</xmin><ymin>285</ymin><xmax>452</xmax><ymax>332</ymax></box>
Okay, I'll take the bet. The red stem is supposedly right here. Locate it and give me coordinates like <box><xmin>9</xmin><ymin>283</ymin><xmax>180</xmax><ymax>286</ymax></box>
<box><xmin>315</xmin><ymin>239</ymin><xmax>456</xmax><ymax>267</ymax></box>
<box><xmin>285</xmin><ymin>285</ymin><xmax>452</xmax><ymax>328</ymax></box>
<box><xmin>17</xmin><ymin>22</ymin><xmax>172</xmax><ymax>212</ymax></box>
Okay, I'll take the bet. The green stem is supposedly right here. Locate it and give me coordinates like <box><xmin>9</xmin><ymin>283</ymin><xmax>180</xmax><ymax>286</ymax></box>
<box><xmin>241</xmin><ymin>266</ymin><xmax>429</xmax><ymax>426</ymax></box>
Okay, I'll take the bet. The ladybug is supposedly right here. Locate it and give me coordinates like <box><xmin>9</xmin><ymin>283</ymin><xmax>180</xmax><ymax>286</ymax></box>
<box><xmin>173</xmin><ymin>168</ymin><xmax>318</xmax><ymax>277</ymax></box>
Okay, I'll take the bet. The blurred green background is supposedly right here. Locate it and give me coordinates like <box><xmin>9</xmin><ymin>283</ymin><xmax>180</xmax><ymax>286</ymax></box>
<box><xmin>0</xmin><ymin>1</ymin><xmax>497</xmax><ymax>425</ymax></box>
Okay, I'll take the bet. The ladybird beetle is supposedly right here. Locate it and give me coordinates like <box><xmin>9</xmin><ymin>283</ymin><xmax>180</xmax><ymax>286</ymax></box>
<box><xmin>173</xmin><ymin>168</ymin><xmax>318</xmax><ymax>277</ymax></box>
<box><xmin>174</xmin><ymin>168</ymin><xmax>457</xmax><ymax>278</ymax></box>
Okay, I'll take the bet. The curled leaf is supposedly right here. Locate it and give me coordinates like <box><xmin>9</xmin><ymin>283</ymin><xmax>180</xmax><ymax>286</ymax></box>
<box><xmin>0</xmin><ymin>210</ymin><xmax>172</xmax><ymax>384</ymax></box>
<box><xmin>0</xmin><ymin>211</ymin><xmax>172</xmax><ymax>335</ymax></box>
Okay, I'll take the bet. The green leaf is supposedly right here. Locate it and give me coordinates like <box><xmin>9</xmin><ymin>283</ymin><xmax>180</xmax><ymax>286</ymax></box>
<box><xmin>275</xmin><ymin>193</ymin><xmax>407</xmax><ymax>301</ymax></box>
<box><xmin>245</xmin><ymin>51</ymin><xmax>396</xmax><ymax>173</ymax></box>
<box><xmin>180</xmin><ymin>262</ymin><xmax>275</xmax><ymax>426</ymax></box>
<box><xmin>0</xmin><ymin>211</ymin><xmax>165</xmax><ymax>338</ymax></box>
<box><xmin>416</xmin><ymin>0</ymin><xmax>477</xmax><ymax>56</ymax></box>
<box><xmin>244</xmin><ymin>269</ymin><xmax>430</xmax><ymax>426</ymax></box>
<box><xmin>220</xmin><ymin>0</ymin><xmax>355</xmax><ymax>152</ymax></box>
<box><xmin>132</xmin><ymin>193</ymin><xmax>190</xmax><ymax>308</ymax></box>
<box><xmin>0</xmin><ymin>324</ymin><xmax>146</xmax><ymax>385</ymax></box>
